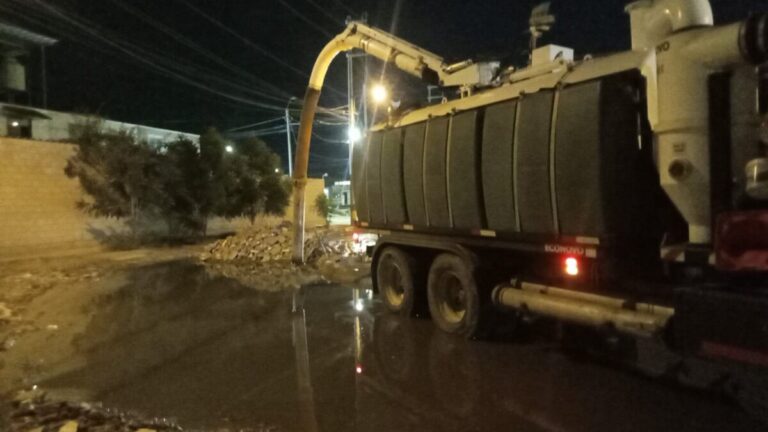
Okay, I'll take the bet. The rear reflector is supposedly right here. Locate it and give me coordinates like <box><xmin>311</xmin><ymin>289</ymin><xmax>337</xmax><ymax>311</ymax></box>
<box><xmin>715</xmin><ymin>210</ymin><xmax>768</xmax><ymax>271</ymax></box>
<box><xmin>701</xmin><ymin>341</ymin><xmax>768</xmax><ymax>368</ymax></box>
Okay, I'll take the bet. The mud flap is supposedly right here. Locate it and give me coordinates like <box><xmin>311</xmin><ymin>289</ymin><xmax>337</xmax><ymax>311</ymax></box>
<box><xmin>674</xmin><ymin>287</ymin><xmax>768</xmax><ymax>368</ymax></box>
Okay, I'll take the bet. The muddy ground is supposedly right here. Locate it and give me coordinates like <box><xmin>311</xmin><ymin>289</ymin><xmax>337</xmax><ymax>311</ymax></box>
<box><xmin>2</xmin><ymin>242</ymin><xmax>764</xmax><ymax>432</ymax></box>
<box><xmin>0</xmin><ymin>241</ymin><xmax>368</xmax><ymax>431</ymax></box>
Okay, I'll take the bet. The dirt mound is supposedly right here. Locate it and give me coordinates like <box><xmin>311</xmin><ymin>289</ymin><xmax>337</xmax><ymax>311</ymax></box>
<box><xmin>203</xmin><ymin>261</ymin><xmax>322</xmax><ymax>291</ymax></box>
<box><xmin>201</xmin><ymin>223</ymin><xmax>352</xmax><ymax>263</ymax></box>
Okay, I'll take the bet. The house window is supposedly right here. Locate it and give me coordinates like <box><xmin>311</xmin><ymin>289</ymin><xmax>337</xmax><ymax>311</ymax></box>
<box><xmin>7</xmin><ymin>118</ymin><xmax>31</xmax><ymax>138</ymax></box>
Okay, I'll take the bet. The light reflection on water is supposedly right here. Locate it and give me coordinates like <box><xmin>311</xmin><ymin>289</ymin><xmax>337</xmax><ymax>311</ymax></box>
<box><xmin>14</xmin><ymin>260</ymin><xmax>762</xmax><ymax>432</ymax></box>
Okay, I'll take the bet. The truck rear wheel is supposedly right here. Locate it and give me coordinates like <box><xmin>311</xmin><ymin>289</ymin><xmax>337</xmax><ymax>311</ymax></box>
<box><xmin>376</xmin><ymin>247</ymin><xmax>421</xmax><ymax>316</ymax></box>
<box><xmin>427</xmin><ymin>253</ymin><xmax>481</xmax><ymax>338</ymax></box>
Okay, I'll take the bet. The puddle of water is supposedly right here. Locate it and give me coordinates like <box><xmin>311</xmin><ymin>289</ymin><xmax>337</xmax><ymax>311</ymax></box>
<box><xmin>3</xmin><ymin>260</ymin><xmax>764</xmax><ymax>432</ymax></box>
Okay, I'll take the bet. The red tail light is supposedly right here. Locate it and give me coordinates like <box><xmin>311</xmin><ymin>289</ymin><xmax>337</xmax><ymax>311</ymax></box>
<box><xmin>564</xmin><ymin>257</ymin><xmax>579</xmax><ymax>276</ymax></box>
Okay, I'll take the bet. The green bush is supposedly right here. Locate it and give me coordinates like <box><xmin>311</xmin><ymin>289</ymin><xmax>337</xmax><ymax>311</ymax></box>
<box><xmin>65</xmin><ymin>122</ymin><xmax>290</xmax><ymax>240</ymax></box>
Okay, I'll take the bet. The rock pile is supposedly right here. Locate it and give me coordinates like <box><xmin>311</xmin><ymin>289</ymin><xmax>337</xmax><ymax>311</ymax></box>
<box><xmin>5</xmin><ymin>388</ymin><xmax>279</xmax><ymax>432</ymax></box>
<box><xmin>201</xmin><ymin>223</ymin><xmax>353</xmax><ymax>264</ymax></box>
<box><xmin>203</xmin><ymin>261</ymin><xmax>322</xmax><ymax>292</ymax></box>
<box><xmin>7</xmin><ymin>388</ymin><xmax>182</xmax><ymax>432</ymax></box>
<box><xmin>202</xmin><ymin>223</ymin><xmax>292</xmax><ymax>262</ymax></box>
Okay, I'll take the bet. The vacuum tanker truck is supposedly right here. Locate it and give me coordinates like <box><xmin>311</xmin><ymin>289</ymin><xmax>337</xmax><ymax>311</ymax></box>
<box><xmin>290</xmin><ymin>0</ymin><xmax>768</xmax><ymax>386</ymax></box>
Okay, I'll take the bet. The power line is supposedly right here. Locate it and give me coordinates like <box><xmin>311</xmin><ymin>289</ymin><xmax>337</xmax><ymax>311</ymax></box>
<box><xmin>227</xmin><ymin>118</ymin><xmax>347</xmax><ymax>135</ymax></box>
<box><xmin>314</xmin><ymin>119</ymin><xmax>348</xmax><ymax>126</ymax></box>
<box><xmin>104</xmin><ymin>0</ymin><xmax>290</xmax><ymax>100</ymax></box>
<box><xmin>5</xmin><ymin>0</ymin><xmax>352</xmax><ymax>127</ymax></box>
<box><xmin>18</xmin><ymin>0</ymin><xmax>294</xmax><ymax>112</ymax></box>
<box><xmin>331</xmin><ymin>0</ymin><xmax>357</xmax><ymax>16</ymax></box>
<box><xmin>0</xmin><ymin>0</ymin><xmax>282</xmax><ymax>115</ymax></box>
<box><xmin>172</xmin><ymin>0</ymin><xmax>310</xmax><ymax>79</ymax></box>
<box><xmin>312</xmin><ymin>132</ymin><xmax>348</xmax><ymax>144</ymax></box>
<box><xmin>276</xmin><ymin>0</ymin><xmax>336</xmax><ymax>38</ymax></box>
<box><xmin>1</xmin><ymin>3</ymin><xmax>288</xmax><ymax>122</ymax></box>
<box><xmin>100</xmin><ymin>2</ymin><xmax>291</xmax><ymax>102</ymax></box>
<box><xmin>227</xmin><ymin>117</ymin><xmax>284</xmax><ymax>132</ymax></box>
<box><xmin>301</xmin><ymin>0</ymin><xmax>344</xmax><ymax>27</ymax></box>
<box><xmin>170</xmin><ymin>0</ymin><xmax>348</xmax><ymax>98</ymax></box>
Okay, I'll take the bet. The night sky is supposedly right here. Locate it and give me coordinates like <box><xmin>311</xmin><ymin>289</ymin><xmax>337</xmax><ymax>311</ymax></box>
<box><xmin>0</xmin><ymin>0</ymin><xmax>763</xmax><ymax>178</ymax></box>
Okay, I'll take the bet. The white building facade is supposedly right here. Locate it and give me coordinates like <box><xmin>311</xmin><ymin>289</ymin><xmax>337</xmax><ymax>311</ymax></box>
<box><xmin>0</xmin><ymin>102</ymin><xmax>198</xmax><ymax>145</ymax></box>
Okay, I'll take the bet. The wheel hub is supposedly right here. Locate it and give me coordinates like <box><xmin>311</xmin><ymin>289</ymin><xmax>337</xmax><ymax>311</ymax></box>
<box><xmin>380</xmin><ymin>258</ymin><xmax>405</xmax><ymax>307</ymax></box>
<box><xmin>439</xmin><ymin>272</ymin><xmax>466</xmax><ymax>323</ymax></box>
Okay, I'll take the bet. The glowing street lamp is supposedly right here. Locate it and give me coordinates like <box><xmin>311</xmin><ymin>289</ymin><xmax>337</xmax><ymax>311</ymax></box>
<box><xmin>370</xmin><ymin>83</ymin><xmax>389</xmax><ymax>105</ymax></box>
<box><xmin>348</xmin><ymin>126</ymin><xmax>362</xmax><ymax>144</ymax></box>
<box><xmin>225</xmin><ymin>145</ymin><xmax>234</xmax><ymax>153</ymax></box>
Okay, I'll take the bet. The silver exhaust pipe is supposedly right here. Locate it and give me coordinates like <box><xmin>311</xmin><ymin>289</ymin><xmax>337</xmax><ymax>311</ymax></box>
<box><xmin>492</xmin><ymin>282</ymin><xmax>675</xmax><ymax>338</ymax></box>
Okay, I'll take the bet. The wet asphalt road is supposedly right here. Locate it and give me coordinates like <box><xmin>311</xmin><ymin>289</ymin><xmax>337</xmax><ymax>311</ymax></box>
<box><xmin>12</xmin><ymin>260</ymin><xmax>767</xmax><ymax>431</ymax></box>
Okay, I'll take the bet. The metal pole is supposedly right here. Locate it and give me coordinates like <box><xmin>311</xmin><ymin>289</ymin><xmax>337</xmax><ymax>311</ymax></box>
<box><xmin>285</xmin><ymin>97</ymin><xmax>296</xmax><ymax>176</ymax></box>
<box><xmin>292</xmin><ymin>288</ymin><xmax>319</xmax><ymax>432</ymax></box>
<box><xmin>40</xmin><ymin>46</ymin><xmax>48</xmax><ymax>108</ymax></box>
<box><xmin>362</xmin><ymin>54</ymin><xmax>369</xmax><ymax>133</ymax></box>
<box><xmin>346</xmin><ymin>52</ymin><xmax>355</xmax><ymax>179</ymax></box>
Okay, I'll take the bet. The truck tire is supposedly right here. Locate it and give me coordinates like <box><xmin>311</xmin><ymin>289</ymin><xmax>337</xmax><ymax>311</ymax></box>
<box><xmin>376</xmin><ymin>246</ymin><xmax>420</xmax><ymax>316</ymax></box>
<box><xmin>427</xmin><ymin>253</ymin><xmax>481</xmax><ymax>338</ymax></box>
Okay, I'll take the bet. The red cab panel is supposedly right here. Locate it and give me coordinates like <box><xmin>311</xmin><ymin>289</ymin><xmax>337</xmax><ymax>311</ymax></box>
<box><xmin>715</xmin><ymin>210</ymin><xmax>768</xmax><ymax>271</ymax></box>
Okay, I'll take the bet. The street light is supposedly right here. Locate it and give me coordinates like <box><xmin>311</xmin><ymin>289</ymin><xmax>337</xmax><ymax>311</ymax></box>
<box><xmin>348</xmin><ymin>126</ymin><xmax>362</xmax><ymax>144</ymax></box>
<box><xmin>225</xmin><ymin>145</ymin><xmax>234</xmax><ymax>153</ymax></box>
<box><xmin>370</xmin><ymin>83</ymin><xmax>389</xmax><ymax>105</ymax></box>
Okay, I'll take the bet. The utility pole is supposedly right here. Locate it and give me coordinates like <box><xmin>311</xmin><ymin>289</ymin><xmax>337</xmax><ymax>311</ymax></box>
<box><xmin>346</xmin><ymin>51</ymin><xmax>356</xmax><ymax>179</ymax></box>
<box><xmin>285</xmin><ymin>97</ymin><xmax>296</xmax><ymax>176</ymax></box>
<box><xmin>362</xmin><ymin>53</ymin><xmax>369</xmax><ymax>132</ymax></box>
<box><xmin>40</xmin><ymin>46</ymin><xmax>48</xmax><ymax>109</ymax></box>
<box><xmin>345</xmin><ymin>13</ymin><xmax>368</xmax><ymax>179</ymax></box>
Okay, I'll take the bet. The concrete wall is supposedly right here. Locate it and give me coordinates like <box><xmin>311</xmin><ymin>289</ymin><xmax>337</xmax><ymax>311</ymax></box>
<box><xmin>284</xmin><ymin>178</ymin><xmax>328</xmax><ymax>229</ymax></box>
<box><xmin>0</xmin><ymin>138</ymin><xmax>101</xmax><ymax>257</ymax></box>
<box><xmin>0</xmin><ymin>137</ymin><xmax>327</xmax><ymax>259</ymax></box>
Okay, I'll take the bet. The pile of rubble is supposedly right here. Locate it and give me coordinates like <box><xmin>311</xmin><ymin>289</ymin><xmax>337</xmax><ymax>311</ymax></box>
<box><xmin>5</xmin><ymin>388</ymin><xmax>181</xmax><ymax>432</ymax></box>
<box><xmin>200</xmin><ymin>223</ymin><xmax>353</xmax><ymax>264</ymax></box>
<box><xmin>4</xmin><ymin>388</ymin><xmax>279</xmax><ymax>432</ymax></box>
<box><xmin>203</xmin><ymin>261</ymin><xmax>322</xmax><ymax>292</ymax></box>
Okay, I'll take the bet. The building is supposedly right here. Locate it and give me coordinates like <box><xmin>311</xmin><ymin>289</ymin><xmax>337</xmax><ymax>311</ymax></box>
<box><xmin>0</xmin><ymin>22</ymin><xmax>57</xmax><ymax>107</ymax></box>
<box><xmin>0</xmin><ymin>102</ymin><xmax>199</xmax><ymax>145</ymax></box>
<box><xmin>329</xmin><ymin>180</ymin><xmax>351</xmax><ymax>209</ymax></box>
<box><xmin>0</xmin><ymin>22</ymin><xmax>197</xmax><ymax>145</ymax></box>
<box><xmin>324</xmin><ymin>180</ymin><xmax>352</xmax><ymax>225</ymax></box>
